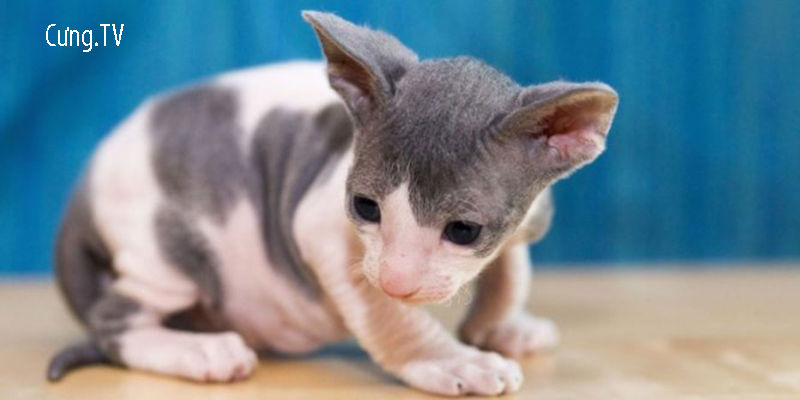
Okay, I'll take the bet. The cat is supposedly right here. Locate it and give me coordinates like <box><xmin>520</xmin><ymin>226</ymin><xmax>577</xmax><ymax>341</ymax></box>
<box><xmin>48</xmin><ymin>11</ymin><xmax>617</xmax><ymax>396</ymax></box>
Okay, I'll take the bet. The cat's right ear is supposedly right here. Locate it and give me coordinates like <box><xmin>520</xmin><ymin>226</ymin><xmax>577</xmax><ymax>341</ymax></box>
<box><xmin>303</xmin><ymin>11</ymin><xmax>418</xmax><ymax>125</ymax></box>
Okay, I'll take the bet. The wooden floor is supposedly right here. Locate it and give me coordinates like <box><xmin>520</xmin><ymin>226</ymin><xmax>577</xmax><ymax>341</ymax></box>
<box><xmin>2</xmin><ymin>266</ymin><xmax>800</xmax><ymax>399</ymax></box>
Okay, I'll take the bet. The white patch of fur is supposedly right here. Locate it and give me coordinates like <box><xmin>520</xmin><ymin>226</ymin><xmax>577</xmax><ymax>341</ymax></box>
<box><xmin>373</xmin><ymin>184</ymin><xmax>437</xmax><ymax>298</ymax></box>
<box><xmin>195</xmin><ymin>198</ymin><xmax>348</xmax><ymax>353</ymax></box>
<box><xmin>292</xmin><ymin>150</ymin><xmax>369</xmax><ymax>340</ymax></box>
<box><xmin>293</xmin><ymin>150</ymin><xmax>358</xmax><ymax>285</ymax></box>
<box><xmin>214</xmin><ymin>61</ymin><xmax>339</xmax><ymax>151</ymax></box>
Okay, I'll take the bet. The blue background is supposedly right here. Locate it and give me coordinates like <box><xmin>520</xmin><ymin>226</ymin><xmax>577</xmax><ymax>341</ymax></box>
<box><xmin>1</xmin><ymin>1</ymin><xmax>798</xmax><ymax>275</ymax></box>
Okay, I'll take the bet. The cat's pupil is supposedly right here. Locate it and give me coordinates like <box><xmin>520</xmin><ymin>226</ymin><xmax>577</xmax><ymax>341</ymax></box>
<box><xmin>353</xmin><ymin>196</ymin><xmax>381</xmax><ymax>223</ymax></box>
<box><xmin>443</xmin><ymin>221</ymin><xmax>482</xmax><ymax>245</ymax></box>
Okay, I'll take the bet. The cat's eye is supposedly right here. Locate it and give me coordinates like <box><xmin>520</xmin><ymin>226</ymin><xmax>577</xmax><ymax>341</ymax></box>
<box><xmin>443</xmin><ymin>221</ymin><xmax>482</xmax><ymax>245</ymax></box>
<box><xmin>353</xmin><ymin>195</ymin><xmax>381</xmax><ymax>223</ymax></box>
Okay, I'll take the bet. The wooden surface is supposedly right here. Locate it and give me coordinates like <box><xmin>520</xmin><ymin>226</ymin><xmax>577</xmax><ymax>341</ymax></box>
<box><xmin>2</xmin><ymin>266</ymin><xmax>800</xmax><ymax>399</ymax></box>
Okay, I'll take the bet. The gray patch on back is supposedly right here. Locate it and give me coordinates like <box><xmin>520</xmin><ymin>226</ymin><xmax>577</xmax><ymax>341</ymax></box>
<box><xmin>148</xmin><ymin>85</ymin><xmax>240</xmax><ymax>309</ymax></box>
<box><xmin>248</xmin><ymin>103</ymin><xmax>353</xmax><ymax>296</ymax></box>
<box><xmin>150</xmin><ymin>85</ymin><xmax>247</xmax><ymax>222</ymax></box>
<box><xmin>154</xmin><ymin>205</ymin><xmax>224</xmax><ymax>309</ymax></box>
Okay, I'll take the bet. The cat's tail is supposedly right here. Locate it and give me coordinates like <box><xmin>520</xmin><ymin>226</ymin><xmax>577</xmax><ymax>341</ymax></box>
<box><xmin>47</xmin><ymin>340</ymin><xmax>110</xmax><ymax>381</ymax></box>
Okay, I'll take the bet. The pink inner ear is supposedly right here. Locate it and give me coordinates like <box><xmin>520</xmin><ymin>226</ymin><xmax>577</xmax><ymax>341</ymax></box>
<box><xmin>540</xmin><ymin>94</ymin><xmax>614</xmax><ymax>162</ymax></box>
<box><xmin>546</xmin><ymin>125</ymin><xmax>605</xmax><ymax>160</ymax></box>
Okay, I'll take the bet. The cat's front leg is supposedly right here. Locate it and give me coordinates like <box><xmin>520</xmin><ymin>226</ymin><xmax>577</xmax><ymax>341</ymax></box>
<box><xmin>459</xmin><ymin>243</ymin><xmax>559</xmax><ymax>358</ymax></box>
<box><xmin>327</xmin><ymin>271</ymin><xmax>523</xmax><ymax>396</ymax></box>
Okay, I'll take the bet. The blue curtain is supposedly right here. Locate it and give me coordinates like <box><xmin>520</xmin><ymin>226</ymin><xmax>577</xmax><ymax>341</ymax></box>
<box><xmin>1</xmin><ymin>0</ymin><xmax>799</xmax><ymax>274</ymax></box>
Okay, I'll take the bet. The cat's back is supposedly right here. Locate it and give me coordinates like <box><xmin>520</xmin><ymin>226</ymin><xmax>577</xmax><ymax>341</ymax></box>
<box><xmin>93</xmin><ymin>60</ymin><xmax>336</xmax><ymax>167</ymax></box>
<box><xmin>89</xmin><ymin>61</ymin><xmax>338</xmax><ymax>210</ymax></box>
<box><xmin>87</xmin><ymin>60</ymin><xmax>346</xmax><ymax>262</ymax></box>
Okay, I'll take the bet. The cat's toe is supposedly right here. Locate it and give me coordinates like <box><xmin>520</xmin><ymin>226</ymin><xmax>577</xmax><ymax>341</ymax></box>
<box><xmin>180</xmin><ymin>332</ymin><xmax>258</xmax><ymax>382</ymax></box>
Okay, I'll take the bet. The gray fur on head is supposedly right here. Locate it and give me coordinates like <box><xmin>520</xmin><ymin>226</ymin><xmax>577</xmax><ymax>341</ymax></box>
<box><xmin>304</xmin><ymin>11</ymin><xmax>618</xmax><ymax>256</ymax></box>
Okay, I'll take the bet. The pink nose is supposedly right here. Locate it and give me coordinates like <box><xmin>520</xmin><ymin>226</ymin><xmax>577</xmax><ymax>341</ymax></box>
<box><xmin>380</xmin><ymin>269</ymin><xmax>420</xmax><ymax>299</ymax></box>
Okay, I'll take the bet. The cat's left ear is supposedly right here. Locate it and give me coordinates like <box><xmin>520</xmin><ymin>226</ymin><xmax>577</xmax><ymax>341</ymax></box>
<box><xmin>303</xmin><ymin>11</ymin><xmax>418</xmax><ymax>125</ymax></box>
<box><xmin>499</xmin><ymin>81</ymin><xmax>619</xmax><ymax>177</ymax></box>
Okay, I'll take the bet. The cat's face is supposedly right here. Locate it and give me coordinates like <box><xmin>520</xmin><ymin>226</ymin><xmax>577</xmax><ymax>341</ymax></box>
<box><xmin>348</xmin><ymin>183</ymin><xmax>502</xmax><ymax>303</ymax></box>
<box><xmin>304</xmin><ymin>11</ymin><xmax>618</xmax><ymax>303</ymax></box>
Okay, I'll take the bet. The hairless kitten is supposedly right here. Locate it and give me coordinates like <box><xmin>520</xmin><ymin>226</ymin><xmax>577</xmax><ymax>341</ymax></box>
<box><xmin>48</xmin><ymin>11</ymin><xmax>618</xmax><ymax>396</ymax></box>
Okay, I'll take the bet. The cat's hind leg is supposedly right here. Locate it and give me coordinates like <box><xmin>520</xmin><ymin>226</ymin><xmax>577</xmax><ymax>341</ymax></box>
<box><xmin>65</xmin><ymin>198</ymin><xmax>258</xmax><ymax>381</ymax></box>
<box><xmin>87</xmin><ymin>251</ymin><xmax>258</xmax><ymax>382</ymax></box>
<box><xmin>52</xmin><ymin>103</ymin><xmax>258</xmax><ymax>381</ymax></box>
<box><xmin>92</xmin><ymin>198</ymin><xmax>261</xmax><ymax>382</ymax></box>
<box><xmin>49</xmin><ymin>278</ymin><xmax>258</xmax><ymax>382</ymax></box>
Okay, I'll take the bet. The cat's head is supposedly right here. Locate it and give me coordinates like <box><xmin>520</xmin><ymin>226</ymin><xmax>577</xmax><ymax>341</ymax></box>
<box><xmin>304</xmin><ymin>11</ymin><xmax>618</xmax><ymax>303</ymax></box>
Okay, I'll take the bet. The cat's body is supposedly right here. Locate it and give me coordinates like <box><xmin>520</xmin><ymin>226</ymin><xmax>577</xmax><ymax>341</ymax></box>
<box><xmin>50</xmin><ymin>12</ymin><xmax>617</xmax><ymax>396</ymax></box>
<box><xmin>84</xmin><ymin>61</ymin><xmax>351</xmax><ymax>348</ymax></box>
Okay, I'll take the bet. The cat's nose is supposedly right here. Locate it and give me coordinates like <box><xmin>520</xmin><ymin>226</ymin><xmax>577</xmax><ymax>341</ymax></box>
<box><xmin>379</xmin><ymin>267</ymin><xmax>421</xmax><ymax>299</ymax></box>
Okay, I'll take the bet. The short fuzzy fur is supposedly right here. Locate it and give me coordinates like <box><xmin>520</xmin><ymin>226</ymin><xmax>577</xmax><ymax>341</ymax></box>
<box><xmin>48</xmin><ymin>11</ymin><xmax>618</xmax><ymax>396</ymax></box>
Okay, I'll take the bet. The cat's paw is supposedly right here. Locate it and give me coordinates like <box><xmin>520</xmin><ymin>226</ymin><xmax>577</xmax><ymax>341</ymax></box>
<box><xmin>460</xmin><ymin>313</ymin><xmax>559</xmax><ymax>358</ymax></box>
<box><xmin>398</xmin><ymin>347</ymin><xmax>523</xmax><ymax>396</ymax></box>
<box><xmin>170</xmin><ymin>332</ymin><xmax>258</xmax><ymax>382</ymax></box>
